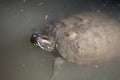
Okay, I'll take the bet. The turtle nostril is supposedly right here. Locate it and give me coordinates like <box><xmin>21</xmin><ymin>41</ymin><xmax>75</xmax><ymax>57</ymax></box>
<box><xmin>31</xmin><ymin>33</ymin><xmax>38</xmax><ymax>44</ymax></box>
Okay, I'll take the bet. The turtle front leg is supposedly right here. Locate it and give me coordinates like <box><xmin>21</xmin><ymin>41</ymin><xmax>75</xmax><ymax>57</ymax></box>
<box><xmin>50</xmin><ymin>57</ymin><xmax>64</xmax><ymax>80</ymax></box>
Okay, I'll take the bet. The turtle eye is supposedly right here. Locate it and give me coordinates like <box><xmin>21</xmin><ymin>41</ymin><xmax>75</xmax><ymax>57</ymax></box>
<box><xmin>33</xmin><ymin>34</ymin><xmax>37</xmax><ymax>37</ymax></box>
<box><xmin>32</xmin><ymin>33</ymin><xmax>38</xmax><ymax>38</ymax></box>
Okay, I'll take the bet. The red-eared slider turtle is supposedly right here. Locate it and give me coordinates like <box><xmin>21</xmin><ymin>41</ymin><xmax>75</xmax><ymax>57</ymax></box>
<box><xmin>31</xmin><ymin>12</ymin><xmax>120</xmax><ymax>65</ymax></box>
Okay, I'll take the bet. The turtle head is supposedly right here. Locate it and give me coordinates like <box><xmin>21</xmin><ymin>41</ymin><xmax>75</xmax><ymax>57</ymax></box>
<box><xmin>31</xmin><ymin>33</ymin><xmax>56</xmax><ymax>52</ymax></box>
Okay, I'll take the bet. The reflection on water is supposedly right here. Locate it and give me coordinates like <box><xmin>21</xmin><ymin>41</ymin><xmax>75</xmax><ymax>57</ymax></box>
<box><xmin>0</xmin><ymin>0</ymin><xmax>120</xmax><ymax>80</ymax></box>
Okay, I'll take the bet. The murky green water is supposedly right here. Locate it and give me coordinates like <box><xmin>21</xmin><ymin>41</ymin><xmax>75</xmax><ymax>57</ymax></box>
<box><xmin>0</xmin><ymin>0</ymin><xmax>120</xmax><ymax>80</ymax></box>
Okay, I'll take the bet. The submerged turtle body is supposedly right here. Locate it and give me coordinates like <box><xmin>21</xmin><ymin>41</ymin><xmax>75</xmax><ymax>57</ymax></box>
<box><xmin>31</xmin><ymin>12</ymin><xmax>120</xmax><ymax>65</ymax></box>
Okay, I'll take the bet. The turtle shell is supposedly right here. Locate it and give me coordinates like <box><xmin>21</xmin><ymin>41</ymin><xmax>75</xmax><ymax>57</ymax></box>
<box><xmin>49</xmin><ymin>12</ymin><xmax>120</xmax><ymax>65</ymax></box>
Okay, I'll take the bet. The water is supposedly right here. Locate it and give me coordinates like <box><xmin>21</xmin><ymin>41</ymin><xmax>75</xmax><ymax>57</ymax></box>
<box><xmin>0</xmin><ymin>0</ymin><xmax>120</xmax><ymax>80</ymax></box>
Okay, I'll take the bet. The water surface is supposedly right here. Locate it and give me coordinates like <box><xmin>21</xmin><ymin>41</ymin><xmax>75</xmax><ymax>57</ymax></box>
<box><xmin>0</xmin><ymin>0</ymin><xmax>120</xmax><ymax>80</ymax></box>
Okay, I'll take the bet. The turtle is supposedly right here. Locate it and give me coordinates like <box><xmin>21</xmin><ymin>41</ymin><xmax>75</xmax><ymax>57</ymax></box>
<box><xmin>31</xmin><ymin>12</ymin><xmax>120</xmax><ymax>65</ymax></box>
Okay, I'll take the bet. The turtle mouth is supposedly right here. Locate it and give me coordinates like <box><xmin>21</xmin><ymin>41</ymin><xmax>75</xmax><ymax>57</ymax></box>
<box><xmin>31</xmin><ymin>33</ymin><xmax>55</xmax><ymax>52</ymax></box>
